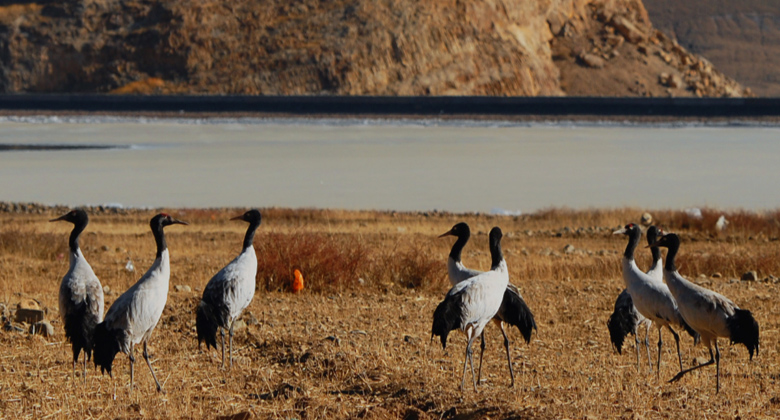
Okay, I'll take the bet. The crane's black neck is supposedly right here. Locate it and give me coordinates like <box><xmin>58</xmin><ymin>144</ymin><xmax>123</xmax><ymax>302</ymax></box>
<box><xmin>664</xmin><ymin>236</ymin><xmax>680</xmax><ymax>272</ymax></box>
<box><xmin>68</xmin><ymin>219</ymin><xmax>87</xmax><ymax>254</ymax></box>
<box><xmin>152</xmin><ymin>223</ymin><xmax>167</xmax><ymax>259</ymax></box>
<box><xmin>489</xmin><ymin>231</ymin><xmax>504</xmax><ymax>269</ymax></box>
<box><xmin>243</xmin><ymin>219</ymin><xmax>262</xmax><ymax>249</ymax></box>
<box><xmin>646</xmin><ymin>228</ymin><xmax>661</xmax><ymax>264</ymax></box>
<box><xmin>623</xmin><ymin>227</ymin><xmax>641</xmax><ymax>260</ymax></box>
<box><xmin>448</xmin><ymin>231</ymin><xmax>470</xmax><ymax>262</ymax></box>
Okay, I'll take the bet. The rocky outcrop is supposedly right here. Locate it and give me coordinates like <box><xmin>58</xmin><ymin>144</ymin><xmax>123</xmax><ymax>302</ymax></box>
<box><xmin>0</xmin><ymin>0</ymin><xmax>751</xmax><ymax>97</ymax></box>
<box><xmin>645</xmin><ymin>0</ymin><xmax>780</xmax><ymax>97</ymax></box>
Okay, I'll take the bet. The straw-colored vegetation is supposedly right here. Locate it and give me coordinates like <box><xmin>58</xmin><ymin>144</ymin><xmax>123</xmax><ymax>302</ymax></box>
<box><xmin>1</xmin><ymin>205</ymin><xmax>778</xmax><ymax>419</ymax></box>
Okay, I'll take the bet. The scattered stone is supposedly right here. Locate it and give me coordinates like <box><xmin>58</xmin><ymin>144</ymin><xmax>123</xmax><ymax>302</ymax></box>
<box><xmin>605</xmin><ymin>34</ymin><xmax>624</xmax><ymax>48</ymax></box>
<box><xmin>741</xmin><ymin>271</ymin><xmax>758</xmax><ymax>282</ymax></box>
<box><xmin>579</xmin><ymin>52</ymin><xmax>606</xmax><ymax>69</ymax></box>
<box><xmin>125</xmin><ymin>259</ymin><xmax>135</xmax><ymax>272</ymax></box>
<box><xmin>174</xmin><ymin>285</ymin><xmax>192</xmax><ymax>293</ymax></box>
<box><xmin>640</xmin><ymin>213</ymin><xmax>653</xmax><ymax>225</ymax></box>
<box><xmin>103</xmin><ymin>285</ymin><xmax>112</xmax><ymax>296</ymax></box>
<box><xmin>711</xmin><ymin>272</ymin><xmax>722</xmax><ymax>278</ymax></box>
<box><xmin>16</xmin><ymin>300</ymin><xmax>44</xmax><ymax>324</ymax></box>
<box><xmin>31</xmin><ymin>320</ymin><xmax>54</xmax><ymax>337</ymax></box>
<box><xmin>611</xmin><ymin>16</ymin><xmax>646</xmax><ymax>43</ymax></box>
<box><xmin>101</xmin><ymin>245</ymin><xmax>110</xmax><ymax>251</ymax></box>
<box><xmin>404</xmin><ymin>335</ymin><xmax>420</xmax><ymax>345</ymax></box>
<box><xmin>232</xmin><ymin>319</ymin><xmax>246</xmax><ymax>331</ymax></box>
<box><xmin>660</xmin><ymin>73</ymin><xmax>683</xmax><ymax>88</ymax></box>
<box><xmin>350</xmin><ymin>330</ymin><xmax>368</xmax><ymax>336</ymax></box>
<box><xmin>563</xmin><ymin>244</ymin><xmax>576</xmax><ymax>254</ymax></box>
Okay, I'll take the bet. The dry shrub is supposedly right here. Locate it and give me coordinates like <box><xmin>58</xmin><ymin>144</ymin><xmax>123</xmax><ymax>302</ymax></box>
<box><xmin>256</xmin><ymin>231</ymin><xmax>368</xmax><ymax>292</ymax></box>
<box><xmin>377</xmin><ymin>244</ymin><xmax>446</xmax><ymax>290</ymax></box>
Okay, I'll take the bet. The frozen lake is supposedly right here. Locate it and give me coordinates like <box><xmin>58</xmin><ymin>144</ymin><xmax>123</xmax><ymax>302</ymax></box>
<box><xmin>1</xmin><ymin>116</ymin><xmax>779</xmax><ymax>213</ymax></box>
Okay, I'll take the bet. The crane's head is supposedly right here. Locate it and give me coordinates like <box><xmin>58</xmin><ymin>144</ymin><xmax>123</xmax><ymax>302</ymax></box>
<box><xmin>151</xmin><ymin>213</ymin><xmax>189</xmax><ymax>230</ymax></box>
<box><xmin>646</xmin><ymin>225</ymin><xmax>662</xmax><ymax>245</ymax></box>
<box><xmin>231</xmin><ymin>209</ymin><xmax>262</xmax><ymax>225</ymax></box>
<box><xmin>439</xmin><ymin>222</ymin><xmax>470</xmax><ymax>239</ymax></box>
<box><xmin>647</xmin><ymin>232</ymin><xmax>679</xmax><ymax>249</ymax></box>
<box><xmin>49</xmin><ymin>208</ymin><xmax>88</xmax><ymax>226</ymax></box>
<box><xmin>612</xmin><ymin>223</ymin><xmax>639</xmax><ymax>236</ymax></box>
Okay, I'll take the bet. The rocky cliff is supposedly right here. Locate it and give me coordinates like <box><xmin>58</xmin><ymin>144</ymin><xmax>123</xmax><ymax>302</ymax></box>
<box><xmin>645</xmin><ymin>0</ymin><xmax>780</xmax><ymax>97</ymax></box>
<box><xmin>0</xmin><ymin>0</ymin><xmax>750</xmax><ymax>97</ymax></box>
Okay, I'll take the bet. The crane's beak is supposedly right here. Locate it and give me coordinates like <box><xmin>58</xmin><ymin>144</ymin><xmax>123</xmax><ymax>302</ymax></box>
<box><xmin>49</xmin><ymin>214</ymin><xmax>67</xmax><ymax>222</ymax></box>
<box><xmin>646</xmin><ymin>239</ymin><xmax>661</xmax><ymax>248</ymax></box>
<box><xmin>170</xmin><ymin>218</ymin><xmax>189</xmax><ymax>226</ymax></box>
<box><xmin>612</xmin><ymin>227</ymin><xmax>627</xmax><ymax>235</ymax></box>
<box><xmin>230</xmin><ymin>214</ymin><xmax>245</xmax><ymax>221</ymax></box>
<box><xmin>438</xmin><ymin>228</ymin><xmax>455</xmax><ymax>238</ymax></box>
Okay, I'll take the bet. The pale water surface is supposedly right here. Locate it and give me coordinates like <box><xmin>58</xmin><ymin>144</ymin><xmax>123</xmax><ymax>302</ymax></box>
<box><xmin>1</xmin><ymin>117</ymin><xmax>779</xmax><ymax>213</ymax></box>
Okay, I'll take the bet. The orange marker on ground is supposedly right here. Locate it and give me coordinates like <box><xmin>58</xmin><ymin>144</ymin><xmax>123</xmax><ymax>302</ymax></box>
<box><xmin>292</xmin><ymin>269</ymin><xmax>304</xmax><ymax>293</ymax></box>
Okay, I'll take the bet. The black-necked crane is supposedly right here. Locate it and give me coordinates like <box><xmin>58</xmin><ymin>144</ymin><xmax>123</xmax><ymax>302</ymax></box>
<box><xmin>650</xmin><ymin>233</ymin><xmax>759</xmax><ymax>393</ymax></box>
<box><xmin>196</xmin><ymin>209</ymin><xmax>261</xmax><ymax>369</ymax></box>
<box><xmin>614</xmin><ymin>223</ymin><xmax>698</xmax><ymax>374</ymax></box>
<box><xmin>607</xmin><ymin>225</ymin><xmax>663</xmax><ymax>368</ymax></box>
<box><xmin>93</xmin><ymin>213</ymin><xmax>188</xmax><ymax>394</ymax></box>
<box><xmin>439</xmin><ymin>222</ymin><xmax>536</xmax><ymax>387</ymax></box>
<box><xmin>431</xmin><ymin>226</ymin><xmax>509</xmax><ymax>392</ymax></box>
<box><xmin>51</xmin><ymin>209</ymin><xmax>105</xmax><ymax>382</ymax></box>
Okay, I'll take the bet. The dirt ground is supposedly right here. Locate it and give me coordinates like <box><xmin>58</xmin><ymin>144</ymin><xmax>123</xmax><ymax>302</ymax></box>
<box><xmin>0</xmin><ymin>206</ymin><xmax>778</xmax><ymax>419</ymax></box>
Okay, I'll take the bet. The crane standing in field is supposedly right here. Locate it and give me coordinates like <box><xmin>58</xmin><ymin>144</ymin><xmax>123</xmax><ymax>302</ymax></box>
<box><xmin>196</xmin><ymin>209</ymin><xmax>261</xmax><ymax>369</ymax></box>
<box><xmin>649</xmin><ymin>233</ymin><xmax>759</xmax><ymax>393</ymax></box>
<box><xmin>93</xmin><ymin>213</ymin><xmax>188</xmax><ymax>394</ymax></box>
<box><xmin>613</xmin><ymin>223</ymin><xmax>698</xmax><ymax>374</ymax></box>
<box><xmin>608</xmin><ymin>225</ymin><xmax>664</xmax><ymax>368</ymax></box>
<box><xmin>431</xmin><ymin>227</ymin><xmax>510</xmax><ymax>392</ymax></box>
<box><xmin>51</xmin><ymin>209</ymin><xmax>104</xmax><ymax>382</ymax></box>
<box><xmin>438</xmin><ymin>222</ymin><xmax>536</xmax><ymax>387</ymax></box>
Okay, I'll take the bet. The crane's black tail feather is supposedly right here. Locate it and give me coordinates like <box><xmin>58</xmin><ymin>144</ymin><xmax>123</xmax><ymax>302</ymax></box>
<box><xmin>196</xmin><ymin>301</ymin><xmax>220</xmax><ymax>351</ymax></box>
<box><xmin>727</xmin><ymin>308</ymin><xmax>760</xmax><ymax>359</ymax></box>
<box><xmin>431</xmin><ymin>291</ymin><xmax>465</xmax><ymax>350</ymax></box>
<box><xmin>63</xmin><ymin>300</ymin><xmax>100</xmax><ymax>363</ymax></box>
<box><xmin>92</xmin><ymin>321</ymin><xmax>124</xmax><ymax>376</ymax></box>
<box><xmin>607</xmin><ymin>291</ymin><xmax>639</xmax><ymax>354</ymax></box>
<box><xmin>499</xmin><ymin>287</ymin><xmax>537</xmax><ymax>344</ymax></box>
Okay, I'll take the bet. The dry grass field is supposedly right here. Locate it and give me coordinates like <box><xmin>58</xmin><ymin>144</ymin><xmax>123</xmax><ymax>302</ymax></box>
<box><xmin>1</xmin><ymin>205</ymin><xmax>779</xmax><ymax>419</ymax></box>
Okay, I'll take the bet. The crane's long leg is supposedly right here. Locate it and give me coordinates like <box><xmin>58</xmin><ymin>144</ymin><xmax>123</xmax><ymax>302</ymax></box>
<box><xmin>714</xmin><ymin>341</ymin><xmax>721</xmax><ymax>394</ymax></box>
<box><xmin>476</xmin><ymin>333</ymin><xmax>486</xmax><ymax>384</ymax></box>
<box><xmin>499</xmin><ymin>321</ymin><xmax>516</xmax><ymax>387</ymax></box>
<box><xmin>669</xmin><ymin>346</ymin><xmax>715</xmax><ymax>383</ymax></box>
<box><xmin>645</xmin><ymin>324</ymin><xmax>653</xmax><ymax>372</ymax></box>
<box><xmin>143</xmin><ymin>341</ymin><xmax>163</xmax><ymax>393</ymax></box>
<box><xmin>229</xmin><ymin>322</ymin><xmax>235</xmax><ymax>370</ymax></box>
<box><xmin>220</xmin><ymin>328</ymin><xmax>226</xmax><ymax>369</ymax></box>
<box><xmin>460</xmin><ymin>326</ymin><xmax>478</xmax><ymax>393</ymax></box>
<box><xmin>656</xmin><ymin>326</ymin><xmax>664</xmax><ymax>376</ymax></box>
<box><xmin>667</xmin><ymin>325</ymin><xmax>683</xmax><ymax>371</ymax></box>
<box><xmin>129</xmin><ymin>349</ymin><xmax>135</xmax><ymax>395</ymax></box>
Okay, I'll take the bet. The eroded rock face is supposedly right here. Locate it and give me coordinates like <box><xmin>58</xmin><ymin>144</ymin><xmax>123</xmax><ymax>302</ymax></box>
<box><xmin>0</xmin><ymin>0</ymin><xmax>751</xmax><ymax>97</ymax></box>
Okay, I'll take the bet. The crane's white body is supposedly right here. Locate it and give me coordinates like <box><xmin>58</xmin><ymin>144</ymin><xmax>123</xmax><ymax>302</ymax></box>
<box><xmin>663</xmin><ymin>268</ymin><xmax>735</xmax><ymax>346</ymax></box>
<box><xmin>103</xmin><ymin>249</ymin><xmax>170</xmax><ymax>352</ymax></box>
<box><xmin>59</xmin><ymin>247</ymin><xmax>104</xmax><ymax>331</ymax></box>
<box><xmin>449</xmin><ymin>260</ymin><xmax>509</xmax><ymax>339</ymax></box>
<box><xmin>203</xmin><ymin>245</ymin><xmax>257</xmax><ymax>326</ymax></box>
<box><xmin>621</xmin><ymin>257</ymin><xmax>681</xmax><ymax>331</ymax></box>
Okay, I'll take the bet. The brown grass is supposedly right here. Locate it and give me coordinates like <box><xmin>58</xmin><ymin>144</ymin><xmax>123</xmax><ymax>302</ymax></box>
<box><xmin>1</xmin><ymin>206</ymin><xmax>779</xmax><ymax>419</ymax></box>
